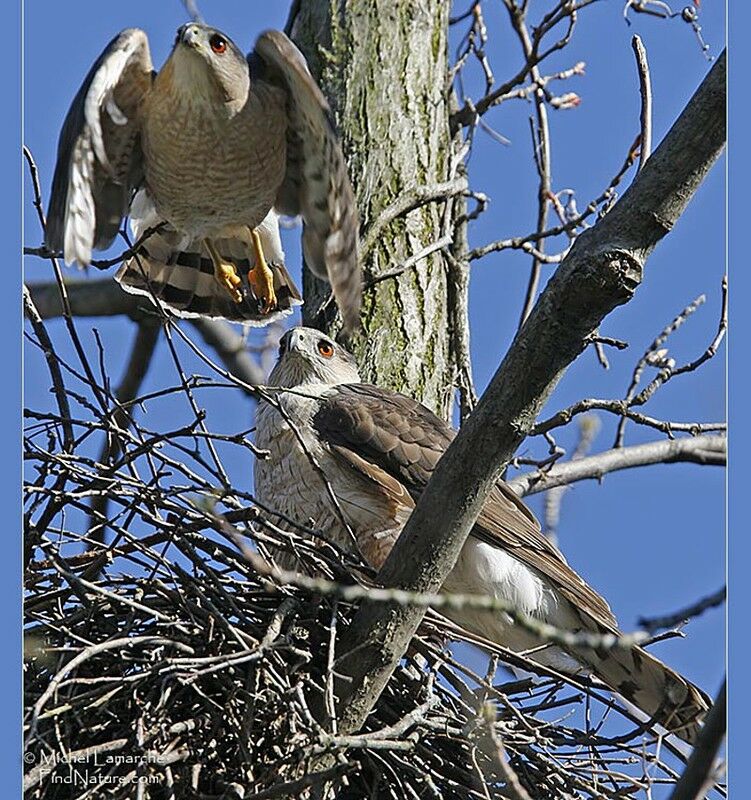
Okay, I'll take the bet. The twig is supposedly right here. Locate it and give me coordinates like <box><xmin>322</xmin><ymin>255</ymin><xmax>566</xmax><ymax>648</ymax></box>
<box><xmin>219</xmin><ymin>513</ymin><xmax>659</xmax><ymax>653</ymax></box>
<box><xmin>507</xmin><ymin>434</ymin><xmax>725</xmax><ymax>496</ymax></box>
<box><xmin>672</xmin><ymin>275</ymin><xmax>728</xmax><ymax>378</ymax></box>
<box><xmin>26</xmin><ymin>278</ymin><xmax>268</xmax><ymax>393</ymax></box>
<box><xmin>191</xmin><ymin>318</ymin><xmax>266</xmax><ymax>389</ymax></box>
<box><xmin>638</xmin><ymin>587</ymin><xmax>726</xmax><ymax>634</ymax></box>
<box><xmin>24</xmin><ymin>223</ymin><xmax>167</xmax><ymax>269</ymax></box>
<box><xmin>23</xmin><ymin>286</ymin><xmax>74</xmax><ymax>452</ymax></box>
<box><xmin>450</xmin><ymin>1</ymin><xmax>598</xmax><ymax>130</ymax></box>
<box><xmin>623</xmin><ymin>0</ymin><xmax>674</xmax><ymax>24</ymax></box>
<box><xmin>24</xmin><ymin>147</ymin><xmax>110</xmax><ymax>412</ymax></box>
<box><xmin>484</xmin><ymin>719</ymin><xmax>533</xmax><ymax>800</ymax></box>
<box><xmin>505</xmin><ymin>3</ymin><xmax>554</xmax><ymax>328</ymax></box>
<box><xmin>542</xmin><ymin>414</ymin><xmax>600</xmax><ymax>544</ymax></box>
<box><xmin>364</xmin><ymin>235</ymin><xmax>453</xmax><ymax>288</ymax></box>
<box><xmin>87</xmin><ymin>322</ymin><xmax>161</xmax><ymax>545</ymax></box>
<box><xmin>632</xmin><ymin>35</ymin><xmax>653</xmax><ymax>171</ymax></box>
<box><xmin>181</xmin><ymin>0</ymin><xmax>204</xmax><ymax>23</ymax></box>
<box><xmin>360</xmin><ymin>178</ymin><xmax>468</xmax><ymax>261</ymax></box>
<box><xmin>27</xmin><ymin>637</ymin><xmax>194</xmax><ymax>741</ymax></box>
<box><xmin>446</xmin><ymin>180</ymin><xmax>478</xmax><ymax>420</ymax></box>
<box><xmin>615</xmin><ymin>293</ymin><xmax>708</xmax><ymax>446</ymax></box>
<box><xmin>532</xmin><ymin>397</ymin><xmax>725</xmax><ymax>438</ymax></box>
<box><xmin>467</xmin><ymin>135</ymin><xmax>643</xmax><ymax>263</ymax></box>
<box><xmin>246</xmin><ymin>764</ymin><xmax>354</xmax><ymax>799</ymax></box>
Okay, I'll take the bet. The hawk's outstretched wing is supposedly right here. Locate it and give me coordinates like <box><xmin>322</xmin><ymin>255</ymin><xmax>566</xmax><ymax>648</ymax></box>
<box><xmin>252</xmin><ymin>30</ymin><xmax>361</xmax><ymax>332</ymax></box>
<box><xmin>46</xmin><ymin>29</ymin><xmax>153</xmax><ymax>267</ymax></box>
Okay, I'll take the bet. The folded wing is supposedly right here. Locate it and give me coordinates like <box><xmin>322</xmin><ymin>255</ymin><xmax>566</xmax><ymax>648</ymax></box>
<box><xmin>310</xmin><ymin>385</ymin><xmax>591</xmax><ymax>609</ymax></box>
<box><xmin>311</xmin><ymin>383</ymin><xmax>710</xmax><ymax>741</ymax></box>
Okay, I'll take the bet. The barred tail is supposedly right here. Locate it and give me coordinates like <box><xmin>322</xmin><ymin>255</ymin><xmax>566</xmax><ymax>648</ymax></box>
<box><xmin>117</xmin><ymin>196</ymin><xmax>301</xmax><ymax>324</ymax></box>
<box><xmin>116</xmin><ymin>237</ymin><xmax>301</xmax><ymax>324</ymax></box>
<box><xmin>582</xmin><ymin>642</ymin><xmax>711</xmax><ymax>744</ymax></box>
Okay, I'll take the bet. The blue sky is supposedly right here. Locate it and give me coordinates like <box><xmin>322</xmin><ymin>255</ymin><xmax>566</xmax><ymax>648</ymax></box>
<box><xmin>14</xmin><ymin>0</ymin><xmax>740</xmax><ymax>791</ymax></box>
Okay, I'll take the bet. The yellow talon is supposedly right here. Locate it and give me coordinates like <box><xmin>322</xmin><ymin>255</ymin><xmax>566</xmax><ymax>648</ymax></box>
<box><xmin>217</xmin><ymin>262</ymin><xmax>243</xmax><ymax>302</ymax></box>
<box><xmin>248</xmin><ymin>228</ymin><xmax>277</xmax><ymax>313</ymax></box>
<box><xmin>205</xmin><ymin>239</ymin><xmax>243</xmax><ymax>304</ymax></box>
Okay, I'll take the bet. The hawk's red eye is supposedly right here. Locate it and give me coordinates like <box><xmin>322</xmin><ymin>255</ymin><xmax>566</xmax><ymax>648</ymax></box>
<box><xmin>210</xmin><ymin>34</ymin><xmax>227</xmax><ymax>54</ymax></box>
<box><xmin>318</xmin><ymin>341</ymin><xmax>334</xmax><ymax>358</ymax></box>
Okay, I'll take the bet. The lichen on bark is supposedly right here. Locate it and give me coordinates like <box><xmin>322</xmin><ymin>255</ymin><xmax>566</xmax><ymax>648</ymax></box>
<box><xmin>288</xmin><ymin>0</ymin><xmax>461</xmax><ymax>420</ymax></box>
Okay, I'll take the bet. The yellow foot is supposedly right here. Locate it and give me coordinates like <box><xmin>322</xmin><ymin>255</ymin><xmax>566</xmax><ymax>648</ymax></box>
<box><xmin>248</xmin><ymin>228</ymin><xmax>277</xmax><ymax>313</ymax></box>
<box><xmin>204</xmin><ymin>239</ymin><xmax>243</xmax><ymax>304</ymax></box>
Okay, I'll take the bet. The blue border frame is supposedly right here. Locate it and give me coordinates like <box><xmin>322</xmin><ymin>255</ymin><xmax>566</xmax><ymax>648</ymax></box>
<box><xmin>728</xmin><ymin>0</ymin><xmax>745</xmax><ymax>794</ymax></box>
<box><xmin>9</xmin><ymin>1</ymin><xmax>739</xmax><ymax>796</ymax></box>
<box><xmin>3</xmin><ymin>1</ymin><xmax>22</xmax><ymax>794</ymax></box>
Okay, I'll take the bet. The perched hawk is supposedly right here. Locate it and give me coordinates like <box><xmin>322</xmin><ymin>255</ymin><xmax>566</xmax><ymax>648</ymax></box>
<box><xmin>45</xmin><ymin>24</ymin><xmax>360</xmax><ymax>330</ymax></box>
<box><xmin>255</xmin><ymin>327</ymin><xmax>711</xmax><ymax>743</ymax></box>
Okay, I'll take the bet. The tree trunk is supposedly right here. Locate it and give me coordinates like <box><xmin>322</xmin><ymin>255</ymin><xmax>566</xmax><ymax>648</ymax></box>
<box><xmin>288</xmin><ymin>0</ymin><xmax>464</xmax><ymax>419</ymax></box>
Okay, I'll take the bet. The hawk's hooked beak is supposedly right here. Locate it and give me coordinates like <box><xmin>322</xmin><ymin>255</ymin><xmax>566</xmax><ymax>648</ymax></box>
<box><xmin>285</xmin><ymin>329</ymin><xmax>308</xmax><ymax>356</ymax></box>
<box><xmin>177</xmin><ymin>24</ymin><xmax>202</xmax><ymax>50</ymax></box>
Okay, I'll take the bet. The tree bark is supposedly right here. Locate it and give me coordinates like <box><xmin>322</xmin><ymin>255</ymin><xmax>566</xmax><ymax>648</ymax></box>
<box><xmin>288</xmin><ymin>0</ymin><xmax>461</xmax><ymax>419</ymax></box>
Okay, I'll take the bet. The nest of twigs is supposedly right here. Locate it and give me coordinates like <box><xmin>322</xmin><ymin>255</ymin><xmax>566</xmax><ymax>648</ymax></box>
<box><xmin>24</xmin><ymin>476</ymin><xmax>697</xmax><ymax>799</ymax></box>
<box><xmin>24</xmin><ymin>517</ymin><xmax>687</xmax><ymax>799</ymax></box>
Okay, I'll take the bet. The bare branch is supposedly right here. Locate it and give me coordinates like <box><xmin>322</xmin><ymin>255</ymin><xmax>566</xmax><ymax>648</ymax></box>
<box><xmin>638</xmin><ymin>587</ymin><xmax>726</xmax><ymax>634</ymax></box>
<box><xmin>507</xmin><ymin>434</ymin><xmax>725</xmax><ymax>497</ymax></box>
<box><xmin>180</xmin><ymin>0</ymin><xmax>204</xmax><ymax>23</ymax></box>
<box><xmin>446</xmin><ymin>199</ymin><xmax>478</xmax><ymax>420</ymax></box>
<box><xmin>191</xmin><ymin>319</ymin><xmax>265</xmax><ymax>389</ymax></box>
<box><xmin>364</xmin><ymin>235</ymin><xmax>453</xmax><ymax>288</ymax></box>
<box><xmin>360</xmin><ymin>177</ymin><xmax>468</xmax><ymax>262</ymax></box>
<box><xmin>87</xmin><ymin>322</ymin><xmax>161</xmax><ymax>545</ymax></box>
<box><xmin>25</xmin><ymin>278</ymin><xmax>148</xmax><ymax>320</ymax></box>
<box><xmin>505</xmin><ymin>2</ymin><xmax>554</xmax><ymax>328</ymax></box>
<box><xmin>220</xmin><ymin>513</ymin><xmax>661</xmax><ymax>653</ymax></box>
<box><xmin>542</xmin><ymin>414</ymin><xmax>600</xmax><ymax>544</ymax></box>
<box><xmin>467</xmin><ymin>134</ymin><xmax>642</xmax><ymax>263</ymax></box>
<box><xmin>632</xmin><ymin>35</ymin><xmax>653</xmax><ymax>171</ymax></box>
<box><xmin>532</xmin><ymin>397</ymin><xmax>725</xmax><ymax>438</ymax></box>
<box><xmin>23</xmin><ymin>286</ymin><xmax>74</xmax><ymax>452</ymax></box>
<box><xmin>484</xmin><ymin>722</ymin><xmax>533</xmax><ymax>800</ymax></box>
<box><xmin>25</xmin><ymin>279</ymin><xmax>266</xmax><ymax>391</ymax></box>
<box><xmin>614</xmin><ymin>283</ymin><xmax>726</xmax><ymax>446</ymax></box>
<box><xmin>23</xmin><ymin>147</ymin><xmax>109</xmax><ymax>412</ymax></box>
<box><xmin>24</xmin><ymin>222</ymin><xmax>167</xmax><ymax>270</ymax></box>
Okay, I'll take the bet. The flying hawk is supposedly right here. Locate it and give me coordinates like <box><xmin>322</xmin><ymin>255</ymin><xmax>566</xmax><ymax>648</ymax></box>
<box><xmin>254</xmin><ymin>326</ymin><xmax>711</xmax><ymax>744</ymax></box>
<box><xmin>45</xmin><ymin>24</ymin><xmax>360</xmax><ymax>330</ymax></box>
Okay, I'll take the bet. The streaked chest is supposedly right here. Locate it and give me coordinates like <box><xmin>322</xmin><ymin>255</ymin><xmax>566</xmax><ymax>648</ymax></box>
<box><xmin>141</xmin><ymin>79</ymin><xmax>288</xmax><ymax>235</ymax></box>
<box><xmin>254</xmin><ymin>399</ymin><xmax>404</xmax><ymax>561</ymax></box>
<box><xmin>254</xmin><ymin>400</ymin><xmax>344</xmax><ymax>542</ymax></box>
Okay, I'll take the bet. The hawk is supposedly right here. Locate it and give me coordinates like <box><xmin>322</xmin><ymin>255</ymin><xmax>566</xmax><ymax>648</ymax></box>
<box><xmin>254</xmin><ymin>327</ymin><xmax>711</xmax><ymax>743</ymax></box>
<box><xmin>45</xmin><ymin>24</ymin><xmax>360</xmax><ymax>330</ymax></box>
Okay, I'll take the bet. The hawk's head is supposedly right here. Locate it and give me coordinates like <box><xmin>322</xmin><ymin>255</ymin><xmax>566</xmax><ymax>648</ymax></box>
<box><xmin>269</xmin><ymin>327</ymin><xmax>361</xmax><ymax>388</ymax></box>
<box><xmin>169</xmin><ymin>23</ymin><xmax>250</xmax><ymax>109</ymax></box>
